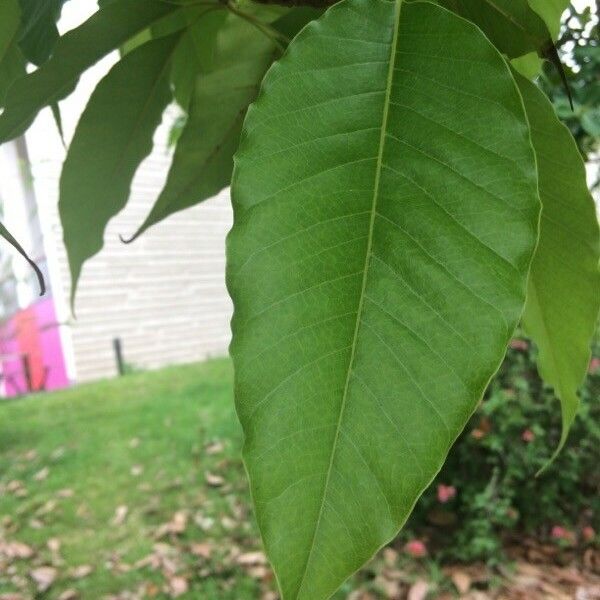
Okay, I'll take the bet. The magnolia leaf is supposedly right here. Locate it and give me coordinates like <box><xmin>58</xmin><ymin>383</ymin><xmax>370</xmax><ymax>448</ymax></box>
<box><xmin>516</xmin><ymin>74</ymin><xmax>600</xmax><ymax>457</ymax></box>
<box><xmin>0</xmin><ymin>0</ymin><xmax>179</xmax><ymax>143</ymax></box>
<box><xmin>228</xmin><ymin>1</ymin><xmax>540</xmax><ymax>598</ymax></box>
<box><xmin>60</xmin><ymin>33</ymin><xmax>180</xmax><ymax>301</ymax></box>
<box><xmin>17</xmin><ymin>0</ymin><xmax>68</xmax><ymax>65</ymax></box>
<box><xmin>0</xmin><ymin>43</ymin><xmax>26</xmax><ymax>108</ymax></box>
<box><xmin>527</xmin><ymin>0</ymin><xmax>569</xmax><ymax>39</ymax></box>
<box><xmin>127</xmin><ymin>14</ymin><xmax>276</xmax><ymax>241</ymax></box>
<box><xmin>435</xmin><ymin>0</ymin><xmax>552</xmax><ymax>58</ymax></box>
<box><xmin>0</xmin><ymin>222</ymin><xmax>45</xmax><ymax>295</ymax></box>
<box><xmin>0</xmin><ymin>0</ymin><xmax>20</xmax><ymax>62</ymax></box>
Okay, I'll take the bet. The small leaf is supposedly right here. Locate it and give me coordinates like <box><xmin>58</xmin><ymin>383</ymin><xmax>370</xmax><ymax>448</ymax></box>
<box><xmin>436</xmin><ymin>0</ymin><xmax>552</xmax><ymax>58</ymax></box>
<box><xmin>127</xmin><ymin>14</ymin><xmax>276</xmax><ymax>240</ymax></box>
<box><xmin>527</xmin><ymin>0</ymin><xmax>570</xmax><ymax>39</ymax></box>
<box><xmin>59</xmin><ymin>33</ymin><xmax>180</xmax><ymax>301</ymax></box>
<box><xmin>516</xmin><ymin>74</ymin><xmax>600</xmax><ymax>457</ymax></box>
<box><xmin>0</xmin><ymin>0</ymin><xmax>179</xmax><ymax>143</ymax></box>
<box><xmin>228</xmin><ymin>1</ymin><xmax>540</xmax><ymax>598</ymax></box>
<box><xmin>0</xmin><ymin>221</ymin><xmax>45</xmax><ymax>295</ymax></box>
<box><xmin>17</xmin><ymin>0</ymin><xmax>68</xmax><ymax>65</ymax></box>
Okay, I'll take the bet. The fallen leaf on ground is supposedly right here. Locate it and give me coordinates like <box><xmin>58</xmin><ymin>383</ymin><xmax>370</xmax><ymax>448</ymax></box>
<box><xmin>190</xmin><ymin>542</ymin><xmax>212</xmax><ymax>559</ymax></box>
<box><xmin>0</xmin><ymin>540</ymin><xmax>34</xmax><ymax>559</ymax></box>
<box><xmin>451</xmin><ymin>570</ymin><xmax>472</xmax><ymax>594</ymax></box>
<box><xmin>70</xmin><ymin>564</ymin><xmax>93</xmax><ymax>578</ymax></box>
<box><xmin>408</xmin><ymin>580</ymin><xmax>429</xmax><ymax>600</ymax></box>
<box><xmin>47</xmin><ymin>538</ymin><xmax>61</xmax><ymax>553</ymax></box>
<box><xmin>155</xmin><ymin>511</ymin><xmax>188</xmax><ymax>538</ymax></box>
<box><xmin>33</xmin><ymin>467</ymin><xmax>49</xmax><ymax>481</ymax></box>
<box><xmin>111</xmin><ymin>505</ymin><xmax>129</xmax><ymax>526</ymax></box>
<box><xmin>236</xmin><ymin>551</ymin><xmax>267</xmax><ymax>566</ymax></box>
<box><xmin>205</xmin><ymin>440</ymin><xmax>224</xmax><ymax>455</ymax></box>
<box><xmin>58</xmin><ymin>590</ymin><xmax>80</xmax><ymax>600</ymax></box>
<box><xmin>167</xmin><ymin>575</ymin><xmax>188</xmax><ymax>597</ymax></box>
<box><xmin>30</xmin><ymin>566</ymin><xmax>57</xmax><ymax>592</ymax></box>
<box><xmin>205</xmin><ymin>472</ymin><xmax>225</xmax><ymax>487</ymax></box>
<box><xmin>57</xmin><ymin>488</ymin><xmax>74</xmax><ymax>498</ymax></box>
<box><xmin>131</xmin><ymin>465</ymin><xmax>143</xmax><ymax>477</ymax></box>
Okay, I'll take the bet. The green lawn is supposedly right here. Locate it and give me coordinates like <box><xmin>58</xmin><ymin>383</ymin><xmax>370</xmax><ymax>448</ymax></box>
<box><xmin>0</xmin><ymin>359</ymin><xmax>273</xmax><ymax>599</ymax></box>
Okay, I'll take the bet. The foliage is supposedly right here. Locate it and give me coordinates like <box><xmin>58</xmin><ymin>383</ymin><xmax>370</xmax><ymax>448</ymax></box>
<box><xmin>540</xmin><ymin>1</ymin><xmax>600</xmax><ymax>187</ymax></box>
<box><xmin>407</xmin><ymin>336</ymin><xmax>600</xmax><ymax>563</ymax></box>
<box><xmin>0</xmin><ymin>1</ymin><xmax>598</xmax><ymax>598</ymax></box>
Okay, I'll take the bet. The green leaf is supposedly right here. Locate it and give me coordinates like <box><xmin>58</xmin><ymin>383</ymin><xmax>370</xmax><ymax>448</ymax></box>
<box><xmin>127</xmin><ymin>13</ymin><xmax>276</xmax><ymax>240</ymax></box>
<box><xmin>0</xmin><ymin>222</ymin><xmax>45</xmax><ymax>295</ymax></box>
<box><xmin>516</xmin><ymin>74</ymin><xmax>600</xmax><ymax>456</ymax></box>
<box><xmin>527</xmin><ymin>0</ymin><xmax>569</xmax><ymax>39</ymax></box>
<box><xmin>17</xmin><ymin>0</ymin><xmax>68</xmax><ymax>65</ymax></box>
<box><xmin>0</xmin><ymin>43</ymin><xmax>26</xmax><ymax>107</ymax></box>
<box><xmin>0</xmin><ymin>0</ymin><xmax>20</xmax><ymax>62</ymax></box>
<box><xmin>435</xmin><ymin>0</ymin><xmax>552</xmax><ymax>58</ymax></box>
<box><xmin>59</xmin><ymin>33</ymin><xmax>180</xmax><ymax>301</ymax></box>
<box><xmin>228</xmin><ymin>1</ymin><xmax>540</xmax><ymax>598</ymax></box>
<box><xmin>0</xmin><ymin>0</ymin><xmax>179</xmax><ymax>143</ymax></box>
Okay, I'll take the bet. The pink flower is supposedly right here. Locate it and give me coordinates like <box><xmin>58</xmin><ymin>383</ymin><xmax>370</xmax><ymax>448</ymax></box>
<box><xmin>510</xmin><ymin>339</ymin><xmax>529</xmax><ymax>351</ymax></box>
<box><xmin>551</xmin><ymin>525</ymin><xmax>575</xmax><ymax>543</ymax></box>
<box><xmin>521</xmin><ymin>429</ymin><xmax>535</xmax><ymax>443</ymax></box>
<box><xmin>589</xmin><ymin>358</ymin><xmax>600</xmax><ymax>374</ymax></box>
<box><xmin>437</xmin><ymin>484</ymin><xmax>456</xmax><ymax>503</ymax></box>
<box><xmin>582</xmin><ymin>526</ymin><xmax>596</xmax><ymax>542</ymax></box>
<box><xmin>404</xmin><ymin>539</ymin><xmax>427</xmax><ymax>558</ymax></box>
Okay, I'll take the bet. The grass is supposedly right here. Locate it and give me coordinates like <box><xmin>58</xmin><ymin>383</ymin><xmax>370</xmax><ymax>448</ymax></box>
<box><xmin>0</xmin><ymin>359</ymin><xmax>270</xmax><ymax>599</ymax></box>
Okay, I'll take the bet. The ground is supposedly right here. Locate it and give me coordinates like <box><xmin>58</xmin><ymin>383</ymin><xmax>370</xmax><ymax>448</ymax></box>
<box><xmin>0</xmin><ymin>359</ymin><xmax>598</xmax><ymax>599</ymax></box>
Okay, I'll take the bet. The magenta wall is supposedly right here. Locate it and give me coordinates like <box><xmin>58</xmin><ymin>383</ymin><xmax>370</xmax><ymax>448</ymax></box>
<box><xmin>0</xmin><ymin>297</ymin><xmax>69</xmax><ymax>396</ymax></box>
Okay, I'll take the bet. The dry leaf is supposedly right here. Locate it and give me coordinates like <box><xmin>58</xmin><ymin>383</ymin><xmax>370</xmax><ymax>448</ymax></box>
<box><xmin>47</xmin><ymin>538</ymin><xmax>61</xmax><ymax>553</ymax></box>
<box><xmin>190</xmin><ymin>543</ymin><xmax>212</xmax><ymax>559</ymax></box>
<box><xmin>58</xmin><ymin>590</ymin><xmax>80</xmax><ymax>600</ymax></box>
<box><xmin>205</xmin><ymin>440</ymin><xmax>224</xmax><ymax>455</ymax></box>
<box><xmin>407</xmin><ymin>580</ymin><xmax>429</xmax><ymax>600</ymax></box>
<box><xmin>167</xmin><ymin>576</ymin><xmax>188</xmax><ymax>597</ymax></box>
<box><xmin>129</xmin><ymin>437</ymin><xmax>140</xmax><ymax>448</ymax></box>
<box><xmin>205</xmin><ymin>472</ymin><xmax>225</xmax><ymax>487</ymax></box>
<box><xmin>237</xmin><ymin>551</ymin><xmax>267</xmax><ymax>566</ymax></box>
<box><xmin>57</xmin><ymin>488</ymin><xmax>74</xmax><ymax>498</ymax></box>
<box><xmin>383</xmin><ymin>547</ymin><xmax>399</xmax><ymax>567</ymax></box>
<box><xmin>33</xmin><ymin>467</ymin><xmax>49</xmax><ymax>481</ymax></box>
<box><xmin>30</xmin><ymin>566</ymin><xmax>57</xmax><ymax>592</ymax></box>
<box><xmin>451</xmin><ymin>570</ymin><xmax>472</xmax><ymax>594</ymax></box>
<box><xmin>111</xmin><ymin>505</ymin><xmax>129</xmax><ymax>526</ymax></box>
<box><xmin>0</xmin><ymin>540</ymin><xmax>34</xmax><ymax>559</ymax></box>
<box><xmin>70</xmin><ymin>564</ymin><xmax>93</xmax><ymax>578</ymax></box>
<box><xmin>130</xmin><ymin>465</ymin><xmax>143</xmax><ymax>477</ymax></box>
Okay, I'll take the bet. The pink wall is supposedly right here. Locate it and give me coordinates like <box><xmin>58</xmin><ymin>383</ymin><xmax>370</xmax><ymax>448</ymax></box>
<box><xmin>0</xmin><ymin>297</ymin><xmax>69</xmax><ymax>396</ymax></box>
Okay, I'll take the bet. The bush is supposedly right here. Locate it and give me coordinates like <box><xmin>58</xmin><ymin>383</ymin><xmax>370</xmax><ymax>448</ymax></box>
<box><xmin>403</xmin><ymin>334</ymin><xmax>600</xmax><ymax>564</ymax></box>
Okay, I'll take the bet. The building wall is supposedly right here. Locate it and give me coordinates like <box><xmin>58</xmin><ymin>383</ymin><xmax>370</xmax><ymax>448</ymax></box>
<box><xmin>21</xmin><ymin>1</ymin><xmax>233</xmax><ymax>383</ymax></box>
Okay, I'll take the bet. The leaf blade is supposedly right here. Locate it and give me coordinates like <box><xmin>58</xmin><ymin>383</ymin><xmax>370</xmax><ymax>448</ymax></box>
<box><xmin>59</xmin><ymin>33</ymin><xmax>180</xmax><ymax>300</ymax></box>
<box><xmin>516</xmin><ymin>74</ymin><xmax>600</xmax><ymax>455</ymax></box>
<box><xmin>129</xmin><ymin>13</ymin><xmax>276</xmax><ymax>240</ymax></box>
<box><xmin>228</xmin><ymin>1</ymin><xmax>540</xmax><ymax>598</ymax></box>
<box><xmin>0</xmin><ymin>0</ymin><xmax>179</xmax><ymax>143</ymax></box>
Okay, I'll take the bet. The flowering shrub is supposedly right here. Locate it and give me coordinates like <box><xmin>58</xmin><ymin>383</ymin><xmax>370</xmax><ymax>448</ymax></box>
<box><xmin>401</xmin><ymin>334</ymin><xmax>600</xmax><ymax>564</ymax></box>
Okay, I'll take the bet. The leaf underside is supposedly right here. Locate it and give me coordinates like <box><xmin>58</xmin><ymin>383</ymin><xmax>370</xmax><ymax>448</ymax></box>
<box><xmin>60</xmin><ymin>33</ymin><xmax>179</xmax><ymax>299</ymax></box>
<box><xmin>228</xmin><ymin>1</ymin><xmax>540</xmax><ymax>599</ymax></box>
<box><xmin>517</xmin><ymin>74</ymin><xmax>600</xmax><ymax>455</ymax></box>
<box><xmin>129</xmin><ymin>13</ymin><xmax>276</xmax><ymax>241</ymax></box>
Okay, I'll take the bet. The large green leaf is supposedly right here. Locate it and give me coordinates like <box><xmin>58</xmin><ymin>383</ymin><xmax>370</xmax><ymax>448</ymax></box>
<box><xmin>436</xmin><ymin>0</ymin><xmax>552</xmax><ymax>58</ymax></box>
<box><xmin>516</xmin><ymin>74</ymin><xmax>600</xmax><ymax>455</ymax></box>
<box><xmin>128</xmin><ymin>13</ymin><xmax>276</xmax><ymax>241</ymax></box>
<box><xmin>527</xmin><ymin>0</ymin><xmax>569</xmax><ymax>39</ymax></box>
<box><xmin>0</xmin><ymin>43</ymin><xmax>26</xmax><ymax>107</ymax></box>
<box><xmin>17</xmin><ymin>0</ymin><xmax>68</xmax><ymax>65</ymax></box>
<box><xmin>228</xmin><ymin>1</ymin><xmax>540</xmax><ymax>598</ymax></box>
<box><xmin>0</xmin><ymin>0</ymin><xmax>179</xmax><ymax>143</ymax></box>
<box><xmin>59</xmin><ymin>33</ymin><xmax>180</xmax><ymax>300</ymax></box>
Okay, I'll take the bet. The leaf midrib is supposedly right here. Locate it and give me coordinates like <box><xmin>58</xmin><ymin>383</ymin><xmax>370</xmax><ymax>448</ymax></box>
<box><xmin>293</xmin><ymin>0</ymin><xmax>403</xmax><ymax>596</ymax></box>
